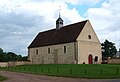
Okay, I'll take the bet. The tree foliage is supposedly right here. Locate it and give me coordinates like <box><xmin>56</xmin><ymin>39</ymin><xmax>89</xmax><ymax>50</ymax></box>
<box><xmin>0</xmin><ymin>48</ymin><xmax>28</xmax><ymax>62</ymax></box>
<box><xmin>101</xmin><ymin>39</ymin><xmax>117</xmax><ymax>58</ymax></box>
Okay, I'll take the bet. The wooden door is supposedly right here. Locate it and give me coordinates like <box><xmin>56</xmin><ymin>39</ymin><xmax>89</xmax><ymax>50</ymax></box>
<box><xmin>88</xmin><ymin>54</ymin><xmax>93</xmax><ymax>64</ymax></box>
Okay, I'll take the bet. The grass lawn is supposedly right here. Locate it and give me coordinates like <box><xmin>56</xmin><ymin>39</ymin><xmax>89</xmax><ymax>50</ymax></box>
<box><xmin>0</xmin><ymin>75</ymin><xmax>6</xmax><ymax>81</ymax></box>
<box><xmin>0</xmin><ymin>64</ymin><xmax>120</xmax><ymax>79</ymax></box>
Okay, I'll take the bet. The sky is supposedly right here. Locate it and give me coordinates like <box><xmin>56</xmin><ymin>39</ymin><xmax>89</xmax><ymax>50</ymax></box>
<box><xmin>0</xmin><ymin>0</ymin><xmax>120</xmax><ymax>56</ymax></box>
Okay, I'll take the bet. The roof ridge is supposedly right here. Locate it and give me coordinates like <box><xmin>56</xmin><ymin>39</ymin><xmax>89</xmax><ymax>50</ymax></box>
<box><xmin>38</xmin><ymin>28</ymin><xmax>56</xmax><ymax>34</ymax></box>
<box><xmin>62</xmin><ymin>20</ymin><xmax>88</xmax><ymax>28</ymax></box>
<box><xmin>38</xmin><ymin>20</ymin><xmax>88</xmax><ymax>34</ymax></box>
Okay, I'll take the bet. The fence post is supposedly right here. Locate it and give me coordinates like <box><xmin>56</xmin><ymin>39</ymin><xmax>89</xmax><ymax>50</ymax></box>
<box><xmin>7</xmin><ymin>67</ymin><xmax>9</xmax><ymax>71</ymax></box>
<box><xmin>24</xmin><ymin>67</ymin><xmax>25</xmax><ymax>71</ymax></box>
<box><xmin>70</xmin><ymin>69</ymin><xmax>72</xmax><ymax>74</ymax></box>
<box><xmin>57</xmin><ymin>68</ymin><xmax>58</xmax><ymax>75</ymax></box>
<box><xmin>101</xmin><ymin>69</ymin><xmax>102</xmax><ymax>75</ymax></box>
<box><xmin>85</xmin><ymin>69</ymin><xmax>86</xmax><ymax>75</ymax></box>
<box><xmin>14</xmin><ymin>66</ymin><xmax>17</xmax><ymax>71</ymax></box>
<box><xmin>48</xmin><ymin>68</ymin><xmax>50</xmax><ymax>73</ymax></box>
<box><xmin>117</xmin><ymin>68</ymin><xmax>119</xmax><ymax>75</ymax></box>
<box><xmin>29</xmin><ymin>67</ymin><xmax>30</xmax><ymax>71</ymax></box>
<box><xmin>35</xmin><ymin>68</ymin><xmax>36</xmax><ymax>72</ymax></box>
<box><xmin>41</xmin><ymin>68</ymin><xmax>43</xmax><ymax>73</ymax></box>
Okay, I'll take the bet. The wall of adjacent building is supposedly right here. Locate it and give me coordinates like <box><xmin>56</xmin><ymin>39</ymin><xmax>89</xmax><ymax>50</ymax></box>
<box><xmin>108</xmin><ymin>59</ymin><xmax>120</xmax><ymax>64</ymax></box>
<box><xmin>77</xmin><ymin>20</ymin><xmax>102</xmax><ymax>64</ymax></box>
<box><xmin>0</xmin><ymin>61</ymin><xmax>31</xmax><ymax>67</ymax></box>
<box><xmin>0</xmin><ymin>62</ymin><xmax>8</xmax><ymax>67</ymax></box>
<box><xmin>28</xmin><ymin>42</ymin><xmax>77</xmax><ymax>64</ymax></box>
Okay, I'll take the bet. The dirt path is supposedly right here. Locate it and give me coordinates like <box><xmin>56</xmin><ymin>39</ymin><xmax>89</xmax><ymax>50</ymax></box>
<box><xmin>0</xmin><ymin>71</ymin><xmax>120</xmax><ymax>82</ymax></box>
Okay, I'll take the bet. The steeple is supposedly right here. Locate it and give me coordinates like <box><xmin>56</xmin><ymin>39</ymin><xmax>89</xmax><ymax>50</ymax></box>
<box><xmin>56</xmin><ymin>6</ymin><xmax>63</xmax><ymax>30</ymax></box>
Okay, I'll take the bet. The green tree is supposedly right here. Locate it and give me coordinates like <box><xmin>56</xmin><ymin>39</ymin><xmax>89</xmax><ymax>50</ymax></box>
<box><xmin>101</xmin><ymin>39</ymin><xmax>117</xmax><ymax>58</ymax></box>
<box><xmin>21</xmin><ymin>56</ymin><xmax>28</xmax><ymax>61</ymax></box>
<box><xmin>17</xmin><ymin>55</ymin><xmax>22</xmax><ymax>61</ymax></box>
<box><xmin>6</xmin><ymin>52</ymin><xmax>19</xmax><ymax>61</ymax></box>
<box><xmin>0</xmin><ymin>48</ymin><xmax>28</xmax><ymax>62</ymax></box>
<box><xmin>0</xmin><ymin>48</ymin><xmax>3</xmax><ymax>54</ymax></box>
<box><xmin>0</xmin><ymin>48</ymin><xmax>4</xmax><ymax>62</ymax></box>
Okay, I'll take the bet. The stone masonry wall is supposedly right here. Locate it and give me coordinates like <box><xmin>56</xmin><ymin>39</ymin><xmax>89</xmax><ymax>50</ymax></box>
<box><xmin>28</xmin><ymin>42</ymin><xmax>77</xmax><ymax>64</ymax></box>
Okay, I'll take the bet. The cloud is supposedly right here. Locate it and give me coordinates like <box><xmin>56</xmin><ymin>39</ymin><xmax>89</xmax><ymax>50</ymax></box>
<box><xmin>0</xmin><ymin>0</ymin><xmax>85</xmax><ymax>55</ymax></box>
<box><xmin>31</xmin><ymin>0</ymin><xmax>103</xmax><ymax>5</ymax></box>
<box><xmin>86</xmin><ymin>0</ymin><xmax>120</xmax><ymax>49</ymax></box>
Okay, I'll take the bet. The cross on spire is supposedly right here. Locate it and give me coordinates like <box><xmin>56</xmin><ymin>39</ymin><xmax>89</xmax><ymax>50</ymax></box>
<box><xmin>56</xmin><ymin>5</ymin><xmax>63</xmax><ymax>30</ymax></box>
<box><xmin>59</xmin><ymin>6</ymin><xmax>61</xmax><ymax>18</ymax></box>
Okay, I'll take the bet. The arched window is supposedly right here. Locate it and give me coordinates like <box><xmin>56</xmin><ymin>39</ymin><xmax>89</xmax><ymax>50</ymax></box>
<box><xmin>94</xmin><ymin>56</ymin><xmax>98</xmax><ymax>62</ymax></box>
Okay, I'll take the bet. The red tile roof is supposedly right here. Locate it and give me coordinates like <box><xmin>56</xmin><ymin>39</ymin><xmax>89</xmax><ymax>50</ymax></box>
<box><xmin>28</xmin><ymin>20</ymin><xmax>87</xmax><ymax>48</ymax></box>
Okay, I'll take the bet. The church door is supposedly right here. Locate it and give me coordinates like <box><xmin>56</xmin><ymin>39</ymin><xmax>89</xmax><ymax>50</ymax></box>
<box><xmin>88</xmin><ymin>54</ymin><xmax>93</xmax><ymax>64</ymax></box>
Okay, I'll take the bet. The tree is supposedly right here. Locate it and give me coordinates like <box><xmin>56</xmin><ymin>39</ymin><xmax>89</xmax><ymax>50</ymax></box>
<box><xmin>0</xmin><ymin>48</ymin><xmax>28</xmax><ymax>62</ymax></box>
<box><xmin>101</xmin><ymin>39</ymin><xmax>117</xmax><ymax>58</ymax></box>
<box><xmin>17</xmin><ymin>55</ymin><xmax>22</xmax><ymax>61</ymax></box>
<box><xmin>0</xmin><ymin>48</ymin><xmax>4</xmax><ymax>62</ymax></box>
<box><xmin>21</xmin><ymin>56</ymin><xmax>28</xmax><ymax>61</ymax></box>
<box><xmin>0</xmin><ymin>48</ymin><xmax>3</xmax><ymax>54</ymax></box>
<box><xmin>6</xmin><ymin>52</ymin><xmax>20</xmax><ymax>61</ymax></box>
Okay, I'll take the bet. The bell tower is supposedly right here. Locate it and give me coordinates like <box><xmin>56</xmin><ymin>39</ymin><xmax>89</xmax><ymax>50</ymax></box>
<box><xmin>56</xmin><ymin>6</ymin><xmax>63</xmax><ymax>30</ymax></box>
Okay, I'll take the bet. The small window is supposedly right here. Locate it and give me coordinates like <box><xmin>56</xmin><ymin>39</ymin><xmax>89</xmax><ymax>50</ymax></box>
<box><xmin>88</xmin><ymin>35</ymin><xmax>91</xmax><ymax>39</ymax></box>
<box><xmin>48</xmin><ymin>48</ymin><xmax>50</xmax><ymax>54</ymax></box>
<box><xmin>56</xmin><ymin>22</ymin><xmax>59</xmax><ymax>24</ymax></box>
<box><xmin>36</xmin><ymin>49</ymin><xmax>38</xmax><ymax>55</ymax></box>
<box><xmin>64</xmin><ymin>46</ymin><xmax>66</xmax><ymax>54</ymax></box>
<box><xmin>60</xmin><ymin>22</ymin><xmax>63</xmax><ymax>24</ymax></box>
<box><xmin>94</xmin><ymin>56</ymin><xmax>98</xmax><ymax>62</ymax></box>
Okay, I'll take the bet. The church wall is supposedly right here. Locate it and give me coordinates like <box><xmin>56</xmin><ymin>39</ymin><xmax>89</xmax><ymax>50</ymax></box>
<box><xmin>77</xmin><ymin>20</ymin><xmax>102</xmax><ymax>64</ymax></box>
<box><xmin>77</xmin><ymin>41</ymin><xmax>102</xmax><ymax>64</ymax></box>
<box><xmin>28</xmin><ymin>42</ymin><xmax>76</xmax><ymax>64</ymax></box>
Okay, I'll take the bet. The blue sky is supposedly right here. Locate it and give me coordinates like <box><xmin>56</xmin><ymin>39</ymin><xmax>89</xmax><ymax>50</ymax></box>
<box><xmin>67</xmin><ymin>0</ymin><xmax>107</xmax><ymax>17</ymax></box>
<box><xmin>0</xmin><ymin>0</ymin><xmax>120</xmax><ymax>56</ymax></box>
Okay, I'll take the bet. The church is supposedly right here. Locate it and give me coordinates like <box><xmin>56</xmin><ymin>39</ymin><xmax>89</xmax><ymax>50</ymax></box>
<box><xmin>28</xmin><ymin>15</ymin><xmax>102</xmax><ymax>64</ymax></box>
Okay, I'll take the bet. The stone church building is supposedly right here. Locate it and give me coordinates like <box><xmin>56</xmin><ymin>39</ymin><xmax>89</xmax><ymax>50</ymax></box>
<box><xmin>28</xmin><ymin>16</ymin><xmax>102</xmax><ymax>64</ymax></box>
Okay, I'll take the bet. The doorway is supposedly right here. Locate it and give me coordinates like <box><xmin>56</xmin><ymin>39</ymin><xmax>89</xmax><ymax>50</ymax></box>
<box><xmin>88</xmin><ymin>54</ymin><xmax>93</xmax><ymax>64</ymax></box>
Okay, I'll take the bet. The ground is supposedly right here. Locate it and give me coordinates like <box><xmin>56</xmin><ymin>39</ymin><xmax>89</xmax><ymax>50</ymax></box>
<box><xmin>0</xmin><ymin>71</ymin><xmax>120</xmax><ymax>82</ymax></box>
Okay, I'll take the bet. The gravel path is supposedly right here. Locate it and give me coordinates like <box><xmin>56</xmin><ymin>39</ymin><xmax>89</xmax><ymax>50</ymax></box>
<box><xmin>0</xmin><ymin>71</ymin><xmax>120</xmax><ymax>82</ymax></box>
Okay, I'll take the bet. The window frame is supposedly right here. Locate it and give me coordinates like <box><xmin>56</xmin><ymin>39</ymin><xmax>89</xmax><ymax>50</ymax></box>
<box><xmin>64</xmin><ymin>46</ymin><xmax>67</xmax><ymax>54</ymax></box>
<box><xmin>48</xmin><ymin>48</ymin><xmax>50</xmax><ymax>54</ymax></box>
<box><xmin>36</xmin><ymin>49</ymin><xmax>38</xmax><ymax>55</ymax></box>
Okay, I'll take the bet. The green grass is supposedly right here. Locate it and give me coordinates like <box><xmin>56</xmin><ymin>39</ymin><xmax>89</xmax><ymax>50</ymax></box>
<box><xmin>0</xmin><ymin>75</ymin><xmax>6</xmax><ymax>81</ymax></box>
<box><xmin>0</xmin><ymin>64</ymin><xmax>120</xmax><ymax>79</ymax></box>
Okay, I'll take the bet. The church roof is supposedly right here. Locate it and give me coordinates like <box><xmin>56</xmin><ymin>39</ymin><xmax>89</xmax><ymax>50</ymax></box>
<box><xmin>28</xmin><ymin>20</ymin><xmax>87</xmax><ymax>48</ymax></box>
